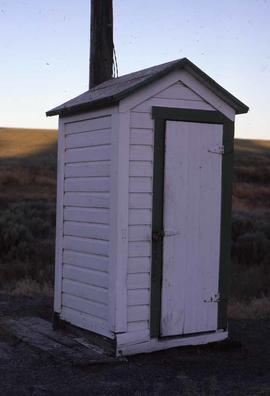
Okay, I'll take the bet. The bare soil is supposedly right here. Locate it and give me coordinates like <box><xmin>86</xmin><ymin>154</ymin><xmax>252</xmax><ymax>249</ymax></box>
<box><xmin>0</xmin><ymin>294</ymin><xmax>269</xmax><ymax>396</ymax></box>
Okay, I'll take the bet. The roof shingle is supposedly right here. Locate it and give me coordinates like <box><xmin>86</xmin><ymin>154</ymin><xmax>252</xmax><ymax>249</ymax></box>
<box><xmin>46</xmin><ymin>58</ymin><xmax>249</xmax><ymax>117</ymax></box>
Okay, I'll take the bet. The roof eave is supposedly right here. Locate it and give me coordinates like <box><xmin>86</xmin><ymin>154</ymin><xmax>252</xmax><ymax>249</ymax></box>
<box><xmin>184</xmin><ymin>63</ymin><xmax>249</xmax><ymax>114</ymax></box>
<box><xmin>46</xmin><ymin>96</ymin><xmax>118</xmax><ymax>117</ymax></box>
<box><xmin>46</xmin><ymin>57</ymin><xmax>249</xmax><ymax>117</ymax></box>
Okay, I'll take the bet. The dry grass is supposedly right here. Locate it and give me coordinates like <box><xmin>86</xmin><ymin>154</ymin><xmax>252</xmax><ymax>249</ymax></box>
<box><xmin>228</xmin><ymin>296</ymin><xmax>270</xmax><ymax>319</ymax></box>
<box><xmin>0</xmin><ymin>129</ymin><xmax>57</xmax><ymax>202</ymax></box>
<box><xmin>233</xmin><ymin>182</ymin><xmax>270</xmax><ymax>209</ymax></box>
<box><xmin>0</xmin><ymin>167</ymin><xmax>56</xmax><ymax>187</ymax></box>
<box><xmin>6</xmin><ymin>279</ymin><xmax>53</xmax><ymax>297</ymax></box>
<box><xmin>234</xmin><ymin>138</ymin><xmax>270</xmax><ymax>154</ymax></box>
<box><xmin>0</xmin><ymin>129</ymin><xmax>269</xmax><ymax>315</ymax></box>
<box><xmin>0</xmin><ymin>167</ymin><xmax>56</xmax><ymax>201</ymax></box>
<box><xmin>0</xmin><ymin>127</ymin><xmax>57</xmax><ymax>161</ymax></box>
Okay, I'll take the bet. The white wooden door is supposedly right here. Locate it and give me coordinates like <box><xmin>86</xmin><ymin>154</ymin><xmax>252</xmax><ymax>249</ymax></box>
<box><xmin>160</xmin><ymin>121</ymin><xmax>223</xmax><ymax>337</ymax></box>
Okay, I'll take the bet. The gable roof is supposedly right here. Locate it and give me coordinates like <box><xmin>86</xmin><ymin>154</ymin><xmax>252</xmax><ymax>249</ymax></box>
<box><xmin>46</xmin><ymin>58</ymin><xmax>249</xmax><ymax>117</ymax></box>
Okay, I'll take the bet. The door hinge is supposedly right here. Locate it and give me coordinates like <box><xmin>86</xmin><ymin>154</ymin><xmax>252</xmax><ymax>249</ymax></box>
<box><xmin>208</xmin><ymin>145</ymin><xmax>224</xmax><ymax>155</ymax></box>
<box><xmin>152</xmin><ymin>230</ymin><xmax>165</xmax><ymax>241</ymax></box>
<box><xmin>164</xmin><ymin>229</ymin><xmax>180</xmax><ymax>237</ymax></box>
<box><xmin>203</xmin><ymin>293</ymin><xmax>220</xmax><ymax>303</ymax></box>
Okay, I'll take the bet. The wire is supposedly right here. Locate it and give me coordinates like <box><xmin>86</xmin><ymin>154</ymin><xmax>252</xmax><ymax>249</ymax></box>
<box><xmin>113</xmin><ymin>43</ymin><xmax>119</xmax><ymax>78</ymax></box>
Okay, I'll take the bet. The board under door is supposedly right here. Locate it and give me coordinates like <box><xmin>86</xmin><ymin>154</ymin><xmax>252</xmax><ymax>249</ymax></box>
<box><xmin>160</xmin><ymin>121</ymin><xmax>223</xmax><ymax>337</ymax></box>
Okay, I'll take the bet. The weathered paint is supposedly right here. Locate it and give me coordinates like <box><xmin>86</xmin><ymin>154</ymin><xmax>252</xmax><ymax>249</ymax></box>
<box><xmin>161</xmin><ymin>121</ymin><xmax>222</xmax><ymax>336</ymax></box>
<box><xmin>52</xmin><ymin>69</ymin><xmax>242</xmax><ymax>355</ymax></box>
<box><xmin>56</xmin><ymin>110</ymin><xmax>115</xmax><ymax>338</ymax></box>
<box><xmin>151</xmin><ymin>107</ymin><xmax>233</xmax><ymax>338</ymax></box>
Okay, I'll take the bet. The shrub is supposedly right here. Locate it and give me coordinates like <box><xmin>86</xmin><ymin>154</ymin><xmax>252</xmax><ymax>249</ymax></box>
<box><xmin>0</xmin><ymin>201</ymin><xmax>55</xmax><ymax>286</ymax></box>
<box><xmin>232</xmin><ymin>231</ymin><xmax>270</xmax><ymax>267</ymax></box>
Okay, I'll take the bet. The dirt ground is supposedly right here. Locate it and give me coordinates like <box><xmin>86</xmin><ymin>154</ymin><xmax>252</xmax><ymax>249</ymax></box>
<box><xmin>0</xmin><ymin>294</ymin><xmax>268</xmax><ymax>396</ymax></box>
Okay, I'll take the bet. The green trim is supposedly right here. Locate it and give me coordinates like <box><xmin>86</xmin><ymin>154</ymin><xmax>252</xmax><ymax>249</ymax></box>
<box><xmin>218</xmin><ymin>119</ymin><xmax>234</xmax><ymax>330</ymax></box>
<box><xmin>150</xmin><ymin>118</ymin><xmax>165</xmax><ymax>338</ymax></box>
<box><xmin>152</xmin><ymin>107</ymin><xmax>226</xmax><ymax>124</ymax></box>
<box><xmin>150</xmin><ymin>106</ymin><xmax>234</xmax><ymax>337</ymax></box>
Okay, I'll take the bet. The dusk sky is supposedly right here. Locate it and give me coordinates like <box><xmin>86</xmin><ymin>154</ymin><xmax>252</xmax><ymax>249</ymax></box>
<box><xmin>1</xmin><ymin>0</ymin><xmax>269</xmax><ymax>139</ymax></box>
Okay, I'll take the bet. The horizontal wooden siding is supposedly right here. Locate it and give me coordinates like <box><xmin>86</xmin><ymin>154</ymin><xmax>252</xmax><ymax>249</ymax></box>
<box><xmin>61</xmin><ymin>115</ymin><xmax>112</xmax><ymax>334</ymax></box>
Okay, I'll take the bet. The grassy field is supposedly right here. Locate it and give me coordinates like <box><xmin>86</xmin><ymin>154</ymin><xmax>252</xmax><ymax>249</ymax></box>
<box><xmin>0</xmin><ymin>127</ymin><xmax>269</xmax><ymax>317</ymax></box>
<box><xmin>0</xmin><ymin>128</ymin><xmax>57</xmax><ymax>294</ymax></box>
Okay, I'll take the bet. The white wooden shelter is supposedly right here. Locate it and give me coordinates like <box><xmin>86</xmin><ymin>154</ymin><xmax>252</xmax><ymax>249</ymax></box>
<box><xmin>47</xmin><ymin>58</ymin><xmax>248</xmax><ymax>356</ymax></box>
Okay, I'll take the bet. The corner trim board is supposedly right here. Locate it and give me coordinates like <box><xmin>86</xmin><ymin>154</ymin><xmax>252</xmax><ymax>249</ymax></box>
<box><xmin>218</xmin><ymin>119</ymin><xmax>234</xmax><ymax>329</ymax></box>
<box><xmin>53</xmin><ymin>118</ymin><xmax>65</xmax><ymax>313</ymax></box>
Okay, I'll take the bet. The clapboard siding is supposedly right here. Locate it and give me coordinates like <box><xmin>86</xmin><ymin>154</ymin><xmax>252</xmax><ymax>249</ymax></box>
<box><xmin>129</xmin><ymin>225</ymin><xmax>151</xmax><ymax>242</ymax></box>
<box><xmin>61</xmin><ymin>306</ymin><xmax>112</xmax><ymax>338</ymax></box>
<box><xmin>65</xmin><ymin>177</ymin><xmax>110</xmax><ymax>193</ymax></box>
<box><xmin>128</xmin><ymin>305</ymin><xmax>149</xmax><ymax>322</ymax></box>
<box><xmin>127</xmin><ymin>273</ymin><xmax>150</xmax><ymax>289</ymax></box>
<box><xmin>60</xmin><ymin>114</ymin><xmax>112</xmax><ymax>334</ymax></box>
<box><xmin>128</xmin><ymin>257</ymin><xmax>151</xmax><ymax>274</ymax></box>
<box><xmin>64</xmin><ymin>221</ymin><xmax>110</xmax><ymax>240</ymax></box>
<box><xmin>128</xmin><ymin>321</ymin><xmax>149</xmax><ymax>332</ymax></box>
<box><xmin>65</xmin><ymin>129</ymin><xmax>110</xmax><ymax>148</ymax></box>
<box><xmin>128</xmin><ymin>289</ymin><xmax>150</xmax><ymax>306</ymax></box>
<box><xmin>63</xmin><ymin>279</ymin><xmax>108</xmax><ymax>305</ymax></box>
<box><xmin>130</xmin><ymin>145</ymin><xmax>153</xmax><ymax>161</ymax></box>
<box><xmin>129</xmin><ymin>193</ymin><xmax>152</xmax><ymax>209</ymax></box>
<box><xmin>130</xmin><ymin>112</ymin><xmax>153</xmax><ymax>129</ymax></box>
<box><xmin>126</xmin><ymin>80</ymin><xmax>215</xmax><ymax>332</ymax></box>
<box><xmin>63</xmin><ymin>236</ymin><xmax>109</xmax><ymax>256</ymax></box>
<box><xmin>65</xmin><ymin>162</ymin><xmax>110</xmax><ymax>178</ymax></box>
<box><xmin>129</xmin><ymin>177</ymin><xmax>152</xmax><ymax>193</ymax></box>
<box><xmin>130</xmin><ymin>161</ymin><xmax>152</xmax><ymax>177</ymax></box>
<box><xmin>156</xmin><ymin>81</ymin><xmax>204</xmax><ymax>100</ymax></box>
<box><xmin>130</xmin><ymin>129</ymin><xmax>153</xmax><ymax>145</ymax></box>
<box><xmin>64</xmin><ymin>192</ymin><xmax>110</xmax><ymax>208</ymax></box>
<box><xmin>64</xmin><ymin>207</ymin><xmax>110</xmax><ymax>224</ymax></box>
<box><xmin>65</xmin><ymin>145</ymin><xmax>111</xmax><ymax>163</ymax></box>
<box><xmin>65</xmin><ymin>116</ymin><xmax>111</xmax><ymax>134</ymax></box>
<box><xmin>129</xmin><ymin>209</ymin><xmax>152</xmax><ymax>225</ymax></box>
<box><xmin>127</xmin><ymin>108</ymin><xmax>154</xmax><ymax>329</ymax></box>
<box><xmin>63</xmin><ymin>264</ymin><xmax>108</xmax><ymax>288</ymax></box>
<box><xmin>128</xmin><ymin>242</ymin><xmax>151</xmax><ymax>258</ymax></box>
<box><xmin>63</xmin><ymin>250</ymin><xmax>108</xmax><ymax>272</ymax></box>
<box><xmin>134</xmin><ymin>98</ymin><xmax>214</xmax><ymax>112</ymax></box>
<box><xmin>133</xmin><ymin>81</ymin><xmax>215</xmax><ymax>113</ymax></box>
<box><xmin>62</xmin><ymin>293</ymin><xmax>108</xmax><ymax>320</ymax></box>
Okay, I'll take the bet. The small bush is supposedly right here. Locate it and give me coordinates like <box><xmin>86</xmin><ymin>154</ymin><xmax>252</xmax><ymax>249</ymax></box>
<box><xmin>232</xmin><ymin>231</ymin><xmax>270</xmax><ymax>267</ymax></box>
<box><xmin>0</xmin><ymin>201</ymin><xmax>55</xmax><ymax>286</ymax></box>
<box><xmin>228</xmin><ymin>296</ymin><xmax>270</xmax><ymax>319</ymax></box>
<box><xmin>231</xmin><ymin>209</ymin><xmax>270</xmax><ymax>300</ymax></box>
<box><xmin>8</xmin><ymin>278</ymin><xmax>53</xmax><ymax>297</ymax></box>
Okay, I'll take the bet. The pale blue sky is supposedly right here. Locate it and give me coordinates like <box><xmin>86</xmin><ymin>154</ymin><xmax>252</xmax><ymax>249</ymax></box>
<box><xmin>1</xmin><ymin>0</ymin><xmax>269</xmax><ymax>139</ymax></box>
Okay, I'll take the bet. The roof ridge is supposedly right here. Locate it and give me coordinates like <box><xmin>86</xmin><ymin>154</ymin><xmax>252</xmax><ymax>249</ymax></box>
<box><xmin>47</xmin><ymin>57</ymin><xmax>248</xmax><ymax>117</ymax></box>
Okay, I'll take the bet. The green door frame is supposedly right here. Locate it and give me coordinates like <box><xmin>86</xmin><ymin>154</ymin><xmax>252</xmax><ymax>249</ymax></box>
<box><xmin>150</xmin><ymin>107</ymin><xmax>234</xmax><ymax>338</ymax></box>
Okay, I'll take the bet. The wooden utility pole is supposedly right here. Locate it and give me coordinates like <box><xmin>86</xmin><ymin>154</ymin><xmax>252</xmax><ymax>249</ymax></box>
<box><xmin>89</xmin><ymin>0</ymin><xmax>113</xmax><ymax>89</ymax></box>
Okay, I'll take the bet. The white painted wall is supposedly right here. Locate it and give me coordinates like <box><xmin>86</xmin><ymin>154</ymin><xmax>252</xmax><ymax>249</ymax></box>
<box><xmin>125</xmin><ymin>80</ymin><xmax>217</xmax><ymax>338</ymax></box>
<box><xmin>55</xmin><ymin>109</ymin><xmax>116</xmax><ymax>338</ymax></box>
<box><xmin>54</xmin><ymin>71</ymin><xmax>235</xmax><ymax>354</ymax></box>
